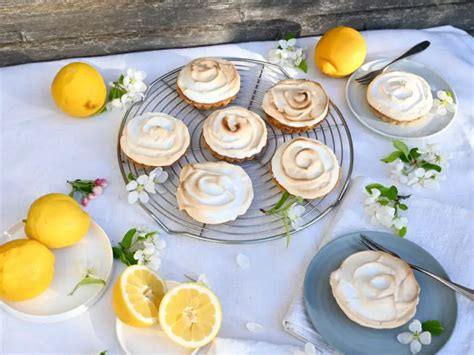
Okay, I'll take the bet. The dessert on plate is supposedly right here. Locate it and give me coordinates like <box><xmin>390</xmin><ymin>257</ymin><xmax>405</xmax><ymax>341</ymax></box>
<box><xmin>270</xmin><ymin>137</ymin><xmax>339</xmax><ymax>199</ymax></box>
<box><xmin>262</xmin><ymin>79</ymin><xmax>329</xmax><ymax>133</ymax></box>
<box><xmin>330</xmin><ymin>250</ymin><xmax>420</xmax><ymax>329</ymax></box>
<box><xmin>120</xmin><ymin>112</ymin><xmax>190</xmax><ymax>167</ymax></box>
<box><xmin>203</xmin><ymin>106</ymin><xmax>267</xmax><ymax>162</ymax></box>
<box><xmin>176</xmin><ymin>161</ymin><xmax>253</xmax><ymax>224</ymax></box>
<box><xmin>367</xmin><ymin>71</ymin><xmax>433</xmax><ymax>125</ymax></box>
<box><xmin>176</xmin><ymin>57</ymin><xmax>241</xmax><ymax>110</ymax></box>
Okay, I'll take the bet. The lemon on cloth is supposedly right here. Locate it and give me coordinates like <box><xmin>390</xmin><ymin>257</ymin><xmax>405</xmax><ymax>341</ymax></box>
<box><xmin>51</xmin><ymin>62</ymin><xmax>106</xmax><ymax>117</ymax></box>
<box><xmin>0</xmin><ymin>239</ymin><xmax>55</xmax><ymax>301</ymax></box>
<box><xmin>159</xmin><ymin>282</ymin><xmax>222</xmax><ymax>348</ymax></box>
<box><xmin>315</xmin><ymin>26</ymin><xmax>367</xmax><ymax>77</ymax></box>
<box><xmin>25</xmin><ymin>193</ymin><xmax>91</xmax><ymax>249</ymax></box>
<box><xmin>112</xmin><ymin>265</ymin><xmax>167</xmax><ymax>327</ymax></box>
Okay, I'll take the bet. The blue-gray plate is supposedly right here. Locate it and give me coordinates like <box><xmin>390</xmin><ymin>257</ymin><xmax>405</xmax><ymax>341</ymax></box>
<box><xmin>303</xmin><ymin>231</ymin><xmax>457</xmax><ymax>354</ymax></box>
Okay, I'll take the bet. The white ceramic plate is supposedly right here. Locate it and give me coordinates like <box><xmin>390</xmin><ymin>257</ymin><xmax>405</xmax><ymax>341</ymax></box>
<box><xmin>346</xmin><ymin>58</ymin><xmax>457</xmax><ymax>139</ymax></box>
<box><xmin>0</xmin><ymin>220</ymin><xmax>113</xmax><ymax>323</ymax></box>
<box><xmin>116</xmin><ymin>280</ymin><xmax>200</xmax><ymax>355</ymax></box>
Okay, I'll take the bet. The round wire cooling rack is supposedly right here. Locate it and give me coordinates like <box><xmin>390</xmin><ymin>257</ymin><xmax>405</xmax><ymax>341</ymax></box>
<box><xmin>117</xmin><ymin>57</ymin><xmax>354</xmax><ymax>244</ymax></box>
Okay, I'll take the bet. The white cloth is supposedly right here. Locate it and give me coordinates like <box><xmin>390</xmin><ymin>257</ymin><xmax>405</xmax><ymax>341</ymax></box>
<box><xmin>0</xmin><ymin>26</ymin><xmax>473</xmax><ymax>353</ymax></box>
<box><xmin>283</xmin><ymin>176</ymin><xmax>474</xmax><ymax>354</ymax></box>
<box><xmin>204</xmin><ymin>337</ymin><xmax>299</xmax><ymax>355</ymax></box>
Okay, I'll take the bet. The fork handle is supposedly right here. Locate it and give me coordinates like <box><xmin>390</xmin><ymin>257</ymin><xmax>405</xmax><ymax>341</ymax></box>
<box><xmin>385</xmin><ymin>40</ymin><xmax>430</xmax><ymax>68</ymax></box>
<box><xmin>411</xmin><ymin>264</ymin><xmax>474</xmax><ymax>301</ymax></box>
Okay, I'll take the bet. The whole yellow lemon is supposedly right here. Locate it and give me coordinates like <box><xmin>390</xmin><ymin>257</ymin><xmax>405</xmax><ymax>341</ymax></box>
<box><xmin>315</xmin><ymin>26</ymin><xmax>367</xmax><ymax>77</ymax></box>
<box><xmin>51</xmin><ymin>62</ymin><xmax>106</xmax><ymax>117</ymax></box>
<box><xmin>0</xmin><ymin>239</ymin><xmax>55</xmax><ymax>301</ymax></box>
<box><xmin>25</xmin><ymin>193</ymin><xmax>91</xmax><ymax>249</ymax></box>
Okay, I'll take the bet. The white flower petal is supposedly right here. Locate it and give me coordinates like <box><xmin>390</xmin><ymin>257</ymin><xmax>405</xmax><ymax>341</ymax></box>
<box><xmin>126</xmin><ymin>180</ymin><xmax>138</xmax><ymax>191</ymax></box>
<box><xmin>155</xmin><ymin>171</ymin><xmax>169</xmax><ymax>183</ymax></box>
<box><xmin>155</xmin><ymin>238</ymin><xmax>166</xmax><ymax>250</ymax></box>
<box><xmin>236</xmin><ymin>253</ymin><xmax>250</xmax><ymax>269</ymax></box>
<box><xmin>150</xmin><ymin>167</ymin><xmax>163</xmax><ymax>178</ymax></box>
<box><xmin>133</xmin><ymin>250</ymin><xmax>144</xmax><ymax>261</ymax></box>
<box><xmin>409</xmin><ymin>319</ymin><xmax>422</xmax><ymax>333</ymax></box>
<box><xmin>397</xmin><ymin>332</ymin><xmax>414</xmax><ymax>344</ymax></box>
<box><xmin>437</xmin><ymin>90</ymin><xmax>447</xmax><ymax>100</ymax></box>
<box><xmin>304</xmin><ymin>342</ymin><xmax>316</xmax><ymax>355</ymax></box>
<box><xmin>143</xmin><ymin>244</ymin><xmax>155</xmax><ymax>256</ymax></box>
<box><xmin>197</xmin><ymin>274</ymin><xmax>211</xmax><ymax>288</ymax></box>
<box><xmin>278</xmin><ymin>39</ymin><xmax>288</xmax><ymax>49</ymax></box>
<box><xmin>128</xmin><ymin>191</ymin><xmax>139</xmax><ymax>204</ymax></box>
<box><xmin>137</xmin><ymin>175</ymin><xmax>149</xmax><ymax>184</ymax></box>
<box><xmin>287</xmin><ymin>38</ymin><xmax>297</xmax><ymax>46</ymax></box>
<box><xmin>246</xmin><ymin>322</ymin><xmax>263</xmax><ymax>333</ymax></box>
<box><xmin>414</xmin><ymin>168</ymin><xmax>425</xmax><ymax>177</ymax></box>
<box><xmin>419</xmin><ymin>331</ymin><xmax>432</xmax><ymax>345</ymax></box>
<box><xmin>447</xmin><ymin>103</ymin><xmax>456</xmax><ymax>112</ymax></box>
<box><xmin>143</xmin><ymin>180</ymin><xmax>156</xmax><ymax>193</ymax></box>
<box><xmin>410</xmin><ymin>339</ymin><xmax>422</xmax><ymax>354</ymax></box>
<box><xmin>437</xmin><ymin>105</ymin><xmax>447</xmax><ymax>115</ymax></box>
<box><xmin>138</xmin><ymin>191</ymin><xmax>149</xmax><ymax>203</ymax></box>
<box><xmin>445</xmin><ymin>96</ymin><xmax>453</xmax><ymax>104</ymax></box>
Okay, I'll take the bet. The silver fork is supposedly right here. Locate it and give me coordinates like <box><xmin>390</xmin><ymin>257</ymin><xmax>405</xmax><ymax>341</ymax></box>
<box><xmin>360</xmin><ymin>234</ymin><xmax>474</xmax><ymax>301</ymax></box>
<box><xmin>355</xmin><ymin>40</ymin><xmax>430</xmax><ymax>85</ymax></box>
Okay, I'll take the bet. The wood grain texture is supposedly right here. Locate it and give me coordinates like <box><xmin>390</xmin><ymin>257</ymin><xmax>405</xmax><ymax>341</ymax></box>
<box><xmin>1</xmin><ymin>0</ymin><xmax>473</xmax><ymax>67</ymax></box>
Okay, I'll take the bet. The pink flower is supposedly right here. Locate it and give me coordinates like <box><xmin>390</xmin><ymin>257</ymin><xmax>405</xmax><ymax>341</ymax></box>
<box><xmin>92</xmin><ymin>186</ymin><xmax>103</xmax><ymax>195</ymax></box>
<box><xmin>94</xmin><ymin>178</ymin><xmax>108</xmax><ymax>188</ymax></box>
<box><xmin>80</xmin><ymin>197</ymin><xmax>89</xmax><ymax>207</ymax></box>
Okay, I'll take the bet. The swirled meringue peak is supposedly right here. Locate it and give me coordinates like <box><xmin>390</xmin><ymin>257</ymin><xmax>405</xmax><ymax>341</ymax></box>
<box><xmin>177</xmin><ymin>58</ymin><xmax>241</xmax><ymax>104</ymax></box>
<box><xmin>203</xmin><ymin>106</ymin><xmax>267</xmax><ymax>159</ymax></box>
<box><xmin>367</xmin><ymin>71</ymin><xmax>433</xmax><ymax>122</ymax></box>
<box><xmin>120</xmin><ymin>112</ymin><xmax>190</xmax><ymax>166</ymax></box>
<box><xmin>330</xmin><ymin>250</ymin><xmax>420</xmax><ymax>329</ymax></box>
<box><xmin>176</xmin><ymin>162</ymin><xmax>253</xmax><ymax>224</ymax></box>
<box><xmin>262</xmin><ymin>79</ymin><xmax>329</xmax><ymax>128</ymax></box>
<box><xmin>271</xmin><ymin>137</ymin><xmax>339</xmax><ymax>199</ymax></box>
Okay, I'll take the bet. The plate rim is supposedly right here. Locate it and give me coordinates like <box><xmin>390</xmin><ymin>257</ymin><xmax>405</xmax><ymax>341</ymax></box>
<box><xmin>0</xmin><ymin>220</ymin><xmax>113</xmax><ymax>323</ymax></box>
<box><xmin>303</xmin><ymin>230</ymin><xmax>458</xmax><ymax>354</ymax></box>
<box><xmin>345</xmin><ymin>58</ymin><xmax>458</xmax><ymax>140</ymax></box>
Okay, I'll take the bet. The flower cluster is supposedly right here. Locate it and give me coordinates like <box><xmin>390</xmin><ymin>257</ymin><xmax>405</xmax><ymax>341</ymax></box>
<box><xmin>397</xmin><ymin>319</ymin><xmax>443</xmax><ymax>354</ymax></box>
<box><xmin>105</xmin><ymin>68</ymin><xmax>147</xmax><ymax>111</ymax></box>
<box><xmin>67</xmin><ymin>178</ymin><xmax>108</xmax><ymax>207</ymax></box>
<box><xmin>113</xmin><ymin>227</ymin><xmax>166</xmax><ymax>271</ymax></box>
<box><xmin>365</xmin><ymin>183</ymin><xmax>410</xmax><ymax>237</ymax></box>
<box><xmin>261</xmin><ymin>191</ymin><xmax>305</xmax><ymax>246</ymax></box>
<box><xmin>126</xmin><ymin>167</ymin><xmax>168</xmax><ymax>204</ymax></box>
<box><xmin>268</xmin><ymin>34</ymin><xmax>307</xmax><ymax>73</ymax></box>
<box><xmin>431</xmin><ymin>90</ymin><xmax>456</xmax><ymax>116</ymax></box>
<box><xmin>382</xmin><ymin>140</ymin><xmax>448</xmax><ymax>190</ymax></box>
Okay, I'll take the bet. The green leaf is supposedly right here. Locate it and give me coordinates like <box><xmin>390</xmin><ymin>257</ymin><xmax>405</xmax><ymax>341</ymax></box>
<box><xmin>100</xmin><ymin>351</ymin><xmax>107</xmax><ymax>355</ymax></box>
<box><xmin>265</xmin><ymin>191</ymin><xmax>290</xmax><ymax>214</ymax></box>
<box><xmin>420</xmin><ymin>162</ymin><xmax>442</xmax><ymax>173</ymax></box>
<box><xmin>297</xmin><ymin>59</ymin><xmax>308</xmax><ymax>73</ymax></box>
<box><xmin>127</xmin><ymin>172</ymin><xmax>136</xmax><ymax>182</ymax></box>
<box><xmin>124</xmin><ymin>251</ymin><xmax>138</xmax><ymax>266</ymax></box>
<box><xmin>381</xmin><ymin>151</ymin><xmax>403</xmax><ymax>163</ymax></box>
<box><xmin>399</xmin><ymin>203</ymin><xmax>408</xmax><ymax>210</ymax></box>
<box><xmin>393</xmin><ymin>140</ymin><xmax>410</xmax><ymax>158</ymax></box>
<box><xmin>145</xmin><ymin>231</ymin><xmax>158</xmax><ymax>238</ymax></box>
<box><xmin>119</xmin><ymin>252</ymin><xmax>131</xmax><ymax>266</ymax></box>
<box><xmin>121</xmin><ymin>228</ymin><xmax>137</xmax><ymax>249</ymax></box>
<box><xmin>112</xmin><ymin>246</ymin><xmax>124</xmax><ymax>259</ymax></box>
<box><xmin>377</xmin><ymin>198</ymin><xmax>389</xmax><ymax>206</ymax></box>
<box><xmin>398</xmin><ymin>227</ymin><xmax>407</xmax><ymax>237</ymax></box>
<box><xmin>365</xmin><ymin>183</ymin><xmax>385</xmax><ymax>194</ymax></box>
<box><xmin>284</xmin><ymin>32</ymin><xmax>296</xmax><ymax>40</ymax></box>
<box><xmin>446</xmin><ymin>91</ymin><xmax>454</xmax><ymax>99</ymax></box>
<box><xmin>422</xmin><ymin>320</ymin><xmax>444</xmax><ymax>336</ymax></box>
<box><xmin>399</xmin><ymin>154</ymin><xmax>410</xmax><ymax>163</ymax></box>
<box><xmin>380</xmin><ymin>186</ymin><xmax>398</xmax><ymax>200</ymax></box>
<box><xmin>409</xmin><ymin>148</ymin><xmax>421</xmax><ymax>160</ymax></box>
<box><xmin>68</xmin><ymin>275</ymin><xmax>106</xmax><ymax>296</ymax></box>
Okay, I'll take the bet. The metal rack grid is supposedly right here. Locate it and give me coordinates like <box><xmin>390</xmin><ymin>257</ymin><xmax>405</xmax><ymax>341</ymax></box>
<box><xmin>117</xmin><ymin>58</ymin><xmax>353</xmax><ymax>243</ymax></box>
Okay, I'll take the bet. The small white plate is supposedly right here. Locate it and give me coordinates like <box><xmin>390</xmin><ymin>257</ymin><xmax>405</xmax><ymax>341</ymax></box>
<box><xmin>116</xmin><ymin>280</ymin><xmax>200</xmax><ymax>355</ymax></box>
<box><xmin>0</xmin><ymin>220</ymin><xmax>113</xmax><ymax>323</ymax></box>
<box><xmin>346</xmin><ymin>58</ymin><xmax>457</xmax><ymax>139</ymax></box>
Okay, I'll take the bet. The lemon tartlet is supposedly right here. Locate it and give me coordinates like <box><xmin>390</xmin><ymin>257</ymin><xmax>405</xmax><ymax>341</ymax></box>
<box><xmin>262</xmin><ymin>79</ymin><xmax>329</xmax><ymax>133</ymax></box>
<box><xmin>203</xmin><ymin>106</ymin><xmax>267</xmax><ymax>162</ymax></box>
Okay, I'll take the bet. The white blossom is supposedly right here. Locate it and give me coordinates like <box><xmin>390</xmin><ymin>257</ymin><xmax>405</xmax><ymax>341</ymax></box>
<box><xmin>123</xmin><ymin>68</ymin><xmax>147</xmax><ymax>94</ymax></box>
<box><xmin>131</xmin><ymin>230</ymin><xmax>166</xmax><ymax>271</ymax></box>
<box><xmin>126</xmin><ymin>174</ymin><xmax>156</xmax><ymax>204</ymax></box>
<box><xmin>106</xmin><ymin>68</ymin><xmax>147</xmax><ymax>111</ymax></box>
<box><xmin>431</xmin><ymin>90</ymin><xmax>456</xmax><ymax>116</ymax></box>
<box><xmin>236</xmin><ymin>253</ymin><xmax>251</xmax><ymax>269</ymax></box>
<box><xmin>397</xmin><ymin>319</ymin><xmax>432</xmax><ymax>354</ymax></box>
<box><xmin>288</xmin><ymin>203</ymin><xmax>305</xmax><ymax>230</ymax></box>
<box><xmin>149</xmin><ymin>167</ymin><xmax>169</xmax><ymax>193</ymax></box>
<box><xmin>197</xmin><ymin>273</ymin><xmax>211</xmax><ymax>289</ymax></box>
<box><xmin>267</xmin><ymin>37</ymin><xmax>306</xmax><ymax>72</ymax></box>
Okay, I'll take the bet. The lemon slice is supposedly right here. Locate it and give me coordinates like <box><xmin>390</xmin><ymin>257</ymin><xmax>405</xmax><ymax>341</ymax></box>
<box><xmin>112</xmin><ymin>265</ymin><xmax>166</xmax><ymax>327</ymax></box>
<box><xmin>159</xmin><ymin>283</ymin><xmax>222</xmax><ymax>348</ymax></box>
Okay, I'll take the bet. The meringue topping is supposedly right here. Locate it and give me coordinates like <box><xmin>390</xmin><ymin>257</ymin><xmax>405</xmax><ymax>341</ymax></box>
<box><xmin>176</xmin><ymin>162</ymin><xmax>253</xmax><ymax>224</ymax></box>
<box><xmin>177</xmin><ymin>58</ymin><xmax>241</xmax><ymax>104</ymax></box>
<box><xmin>203</xmin><ymin>106</ymin><xmax>267</xmax><ymax>159</ymax></box>
<box><xmin>367</xmin><ymin>71</ymin><xmax>433</xmax><ymax>122</ymax></box>
<box><xmin>271</xmin><ymin>137</ymin><xmax>339</xmax><ymax>199</ymax></box>
<box><xmin>262</xmin><ymin>79</ymin><xmax>329</xmax><ymax>127</ymax></box>
<box><xmin>330</xmin><ymin>250</ymin><xmax>420</xmax><ymax>329</ymax></box>
<box><xmin>120</xmin><ymin>112</ymin><xmax>190</xmax><ymax>166</ymax></box>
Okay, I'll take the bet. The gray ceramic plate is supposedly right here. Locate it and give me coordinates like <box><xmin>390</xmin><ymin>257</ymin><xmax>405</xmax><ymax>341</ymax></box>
<box><xmin>346</xmin><ymin>59</ymin><xmax>457</xmax><ymax>139</ymax></box>
<box><xmin>304</xmin><ymin>231</ymin><xmax>457</xmax><ymax>355</ymax></box>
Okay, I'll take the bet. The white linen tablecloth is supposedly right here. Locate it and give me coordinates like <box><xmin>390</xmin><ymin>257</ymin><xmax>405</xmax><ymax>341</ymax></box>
<box><xmin>0</xmin><ymin>26</ymin><xmax>473</xmax><ymax>353</ymax></box>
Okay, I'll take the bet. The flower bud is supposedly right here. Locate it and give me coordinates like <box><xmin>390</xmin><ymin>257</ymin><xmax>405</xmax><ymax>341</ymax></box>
<box><xmin>94</xmin><ymin>178</ymin><xmax>108</xmax><ymax>187</ymax></box>
<box><xmin>92</xmin><ymin>186</ymin><xmax>103</xmax><ymax>195</ymax></box>
<box><xmin>81</xmin><ymin>197</ymin><xmax>89</xmax><ymax>207</ymax></box>
<box><xmin>88</xmin><ymin>193</ymin><xmax>97</xmax><ymax>200</ymax></box>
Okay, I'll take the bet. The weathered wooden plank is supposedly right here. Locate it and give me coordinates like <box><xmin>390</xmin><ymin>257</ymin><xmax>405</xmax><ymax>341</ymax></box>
<box><xmin>0</xmin><ymin>0</ymin><xmax>472</xmax><ymax>67</ymax></box>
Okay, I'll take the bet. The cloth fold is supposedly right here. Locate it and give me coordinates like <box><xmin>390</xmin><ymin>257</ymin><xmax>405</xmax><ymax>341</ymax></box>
<box><xmin>283</xmin><ymin>176</ymin><xmax>474</xmax><ymax>354</ymax></box>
